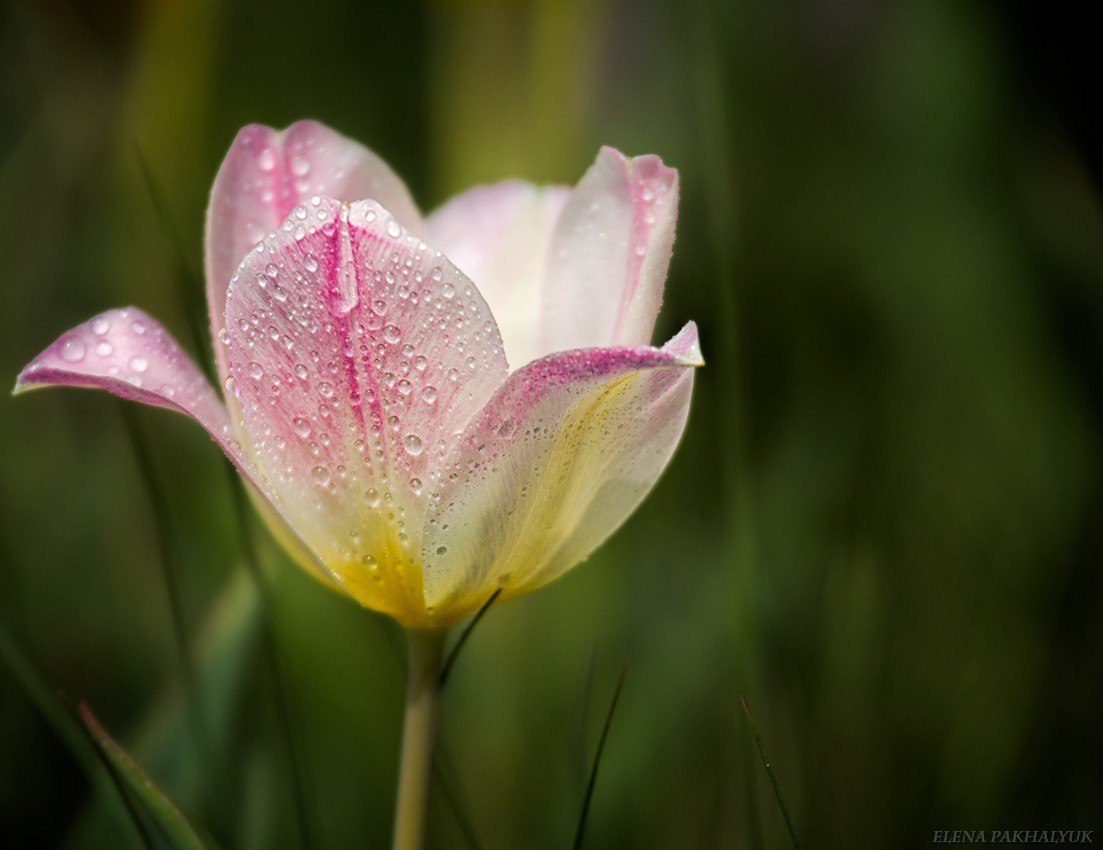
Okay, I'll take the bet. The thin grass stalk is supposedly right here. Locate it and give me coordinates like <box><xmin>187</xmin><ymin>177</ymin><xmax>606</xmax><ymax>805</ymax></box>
<box><xmin>572</xmin><ymin>660</ymin><xmax>629</xmax><ymax>850</ymax></box>
<box><xmin>438</xmin><ymin>588</ymin><xmax>501</xmax><ymax>688</ymax></box>
<box><xmin>741</xmin><ymin>696</ymin><xmax>801</xmax><ymax>849</ymax></box>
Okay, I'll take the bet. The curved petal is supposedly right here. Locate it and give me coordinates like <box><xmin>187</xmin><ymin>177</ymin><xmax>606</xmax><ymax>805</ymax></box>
<box><xmin>421</xmin><ymin>321</ymin><xmax>702</xmax><ymax>612</ymax></box>
<box><xmin>537</xmin><ymin>147</ymin><xmax>679</xmax><ymax>356</ymax></box>
<box><xmin>221</xmin><ymin>196</ymin><xmax>508</xmax><ymax>626</ymax></box>
<box><xmin>426</xmin><ymin>181</ymin><xmax>569</xmax><ymax>369</ymax></box>
<box><xmin>13</xmin><ymin>308</ymin><xmax>335</xmax><ymax>587</ymax></box>
<box><xmin>206</xmin><ymin>120</ymin><xmax>424</xmax><ymax>385</ymax></box>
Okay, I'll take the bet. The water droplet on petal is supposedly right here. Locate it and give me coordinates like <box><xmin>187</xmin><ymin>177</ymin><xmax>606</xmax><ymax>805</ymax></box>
<box><xmin>91</xmin><ymin>317</ymin><xmax>110</xmax><ymax>335</ymax></box>
<box><xmin>247</xmin><ymin>361</ymin><xmax>264</xmax><ymax>379</ymax></box>
<box><xmin>318</xmin><ymin>382</ymin><xmax>335</xmax><ymax>399</ymax></box>
<box><xmin>440</xmin><ymin>282</ymin><xmax>455</xmax><ymax>299</ymax></box>
<box><xmin>95</xmin><ymin>340</ymin><xmax>114</xmax><ymax>357</ymax></box>
<box><xmin>403</xmin><ymin>434</ymin><xmax>423</xmax><ymax>456</ymax></box>
<box><xmin>131</xmin><ymin>320</ymin><xmax>147</xmax><ymax>335</ymax></box>
<box><xmin>420</xmin><ymin>385</ymin><xmax>438</xmax><ymax>403</ymax></box>
<box><xmin>129</xmin><ymin>355</ymin><xmax>148</xmax><ymax>373</ymax></box>
<box><xmin>292</xmin><ymin>417</ymin><xmax>311</xmax><ymax>438</ymax></box>
<box><xmin>60</xmin><ymin>338</ymin><xmax>86</xmax><ymax>362</ymax></box>
<box><xmin>386</xmin><ymin>219</ymin><xmax>402</xmax><ymax>238</ymax></box>
<box><xmin>382</xmin><ymin>324</ymin><xmax>401</xmax><ymax>344</ymax></box>
<box><xmin>311</xmin><ymin>465</ymin><xmax>331</xmax><ymax>485</ymax></box>
<box><xmin>257</xmin><ymin>147</ymin><xmax>277</xmax><ymax>171</ymax></box>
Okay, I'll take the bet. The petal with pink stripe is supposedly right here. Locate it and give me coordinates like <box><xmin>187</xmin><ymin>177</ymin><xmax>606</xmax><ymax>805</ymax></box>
<box><xmin>221</xmin><ymin>195</ymin><xmax>508</xmax><ymax>626</ymax></box>
<box><xmin>421</xmin><ymin>321</ymin><xmax>702</xmax><ymax>612</ymax></box>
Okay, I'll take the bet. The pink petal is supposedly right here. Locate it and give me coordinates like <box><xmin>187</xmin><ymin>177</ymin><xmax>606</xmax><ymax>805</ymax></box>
<box><xmin>537</xmin><ymin>147</ymin><xmax>679</xmax><ymax>356</ymax></box>
<box><xmin>14</xmin><ymin>308</ymin><xmax>334</xmax><ymax>586</ymax></box>
<box><xmin>206</xmin><ymin>121</ymin><xmax>424</xmax><ymax>387</ymax></box>
<box><xmin>421</xmin><ymin>321</ymin><xmax>702</xmax><ymax>611</ymax></box>
<box><xmin>426</xmin><ymin>181</ymin><xmax>570</xmax><ymax>369</ymax></box>
<box><xmin>220</xmin><ymin>196</ymin><xmax>508</xmax><ymax>625</ymax></box>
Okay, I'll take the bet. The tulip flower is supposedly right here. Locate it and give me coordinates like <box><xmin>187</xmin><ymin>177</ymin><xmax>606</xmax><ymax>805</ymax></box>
<box><xmin>15</xmin><ymin>121</ymin><xmax>701</xmax><ymax>849</ymax></box>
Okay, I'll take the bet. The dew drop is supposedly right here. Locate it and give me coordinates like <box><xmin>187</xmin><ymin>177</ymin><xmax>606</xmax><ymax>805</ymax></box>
<box><xmin>91</xmin><ymin>316</ymin><xmax>110</xmax><ymax>335</ymax></box>
<box><xmin>318</xmin><ymin>382</ymin><xmax>335</xmax><ymax>399</ymax></box>
<box><xmin>95</xmin><ymin>340</ymin><xmax>114</xmax><ymax>357</ymax></box>
<box><xmin>365</xmin><ymin>487</ymin><xmax>381</xmax><ymax>507</ymax></box>
<box><xmin>386</xmin><ymin>219</ymin><xmax>402</xmax><ymax>238</ymax></box>
<box><xmin>257</xmin><ymin>147</ymin><xmax>277</xmax><ymax>171</ymax></box>
<box><xmin>440</xmin><ymin>281</ymin><xmax>455</xmax><ymax>299</ymax></box>
<box><xmin>292</xmin><ymin>417</ymin><xmax>311</xmax><ymax>438</ymax></box>
<box><xmin>403</xmin><ymin>434</ymin><xmax>423</xmax><ymax>456</ymax></box>
<box><xmin>247</xmin><ymin>361</ymin><xmax>264</xmax><ymax>380</ymax></box>
<box><xmin>420</xmin><ymin>385</ymin><xmax>438</xmax><ymax>403</ymax></box>
<box><xmin>311</xmin><ymin>465</ymin><xmax>331</xmax><ymax>485</ymax></box>
<box><xmin>382</xmin><ymin>324</ymin><xmax>401</xmax><ymax>344</ymax></box>
<box><xmin>60</xmin><ymin>338</ymin><xmax>86</xmax><ymax>363</ymax></box>
<box><xmin>129</xmin><ymin>355</ymin><xmax>148</xmax><ymax>373</ymax></box>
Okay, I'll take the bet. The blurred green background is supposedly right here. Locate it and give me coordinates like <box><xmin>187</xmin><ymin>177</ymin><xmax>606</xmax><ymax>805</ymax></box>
<box><xmin>2</xmin><ymin>0</ymin><xmax>1101</xmax><ymax>847</ymax></box>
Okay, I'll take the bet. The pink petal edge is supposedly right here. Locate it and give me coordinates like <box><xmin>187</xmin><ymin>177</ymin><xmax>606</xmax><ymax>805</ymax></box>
<box><xmin>14</xmin><ymin>307</ymin><xmax>335</xmax><ymax>587</ymax></box>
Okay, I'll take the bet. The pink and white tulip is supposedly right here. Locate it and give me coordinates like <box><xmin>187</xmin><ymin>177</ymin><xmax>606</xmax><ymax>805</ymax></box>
<box><xmin>16</xmin><ymin>121</ymin><xmax>701</xmax><ymax>628</ymax></box>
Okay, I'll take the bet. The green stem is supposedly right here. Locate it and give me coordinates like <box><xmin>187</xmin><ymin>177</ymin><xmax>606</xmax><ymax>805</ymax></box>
<box><xmin>392</xmin><ymin>628</ymin><xmax>448</xmax><ymax>850</ymax></box>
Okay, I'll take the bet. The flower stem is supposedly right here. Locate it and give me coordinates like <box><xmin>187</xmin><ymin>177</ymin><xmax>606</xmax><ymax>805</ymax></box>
<box><xmin>392</xmin><ymin>628</ymin><xmax>447</xmax><ymax>850</ymax></box>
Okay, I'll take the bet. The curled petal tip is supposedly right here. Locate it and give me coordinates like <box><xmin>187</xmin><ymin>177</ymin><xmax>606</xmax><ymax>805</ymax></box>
<box><xmin>667</xmin><ymin>320</ymin><xmax>704</xmax><ymax>367</ymax></box>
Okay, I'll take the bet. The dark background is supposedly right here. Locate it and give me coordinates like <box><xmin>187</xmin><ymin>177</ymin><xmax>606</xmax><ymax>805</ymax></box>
<box><xmin>1</xmin><ymin>0</ymin><xmax>1100</xmax><ymax>847</ymax></box>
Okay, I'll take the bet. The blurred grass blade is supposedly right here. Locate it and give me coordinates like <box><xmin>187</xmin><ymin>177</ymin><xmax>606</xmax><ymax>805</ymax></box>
<box><xmin>572</xmin><ymin>660</ymin><xmax>629</xmax><ymax>850</ymax></box>
<box><xmin>65</xmin><ymin>569</ymin><xmax>259</xmax><ymax>848</ymax></box>
<box><xmin>80</xmin><ymin>703</ymin><xmax>218</xmax><ymax>850</ymax></box>
<box><xmin>439</xmin><ymin>588</ymin><xmax>501</xmax><ymax>688</ymax></box>
<box><xmin>740</xmin><ymin>696</ymin><xmax>801</xmax><ymax>849</ymax></box>
<box><xmin>225</xmin><ymin>468</ymin><xmax>314</xmax><ymax>850</ymax></box>
<box><xmin>120</xmin><ymin>405</ymin><xmax>197</xmax><ymax>698</ymax></box>
<box><xmin>119</xmin><ymin>404</ymin><xmax>220</xmax><ymax>816</ymax></box>
<box><xmin>434</xmin><ymin>740</ymin><xmax>483</xmax><ymax>850</ymax></box>
<box><xmin>0</xmin><ymin>625</ymin><xmax>164</xmax><ymax>847</ymax></box>
<box><xmin>134</xmin><ymin>146</ymin><xmax>213</xmax><ymax>381</ymax></box>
